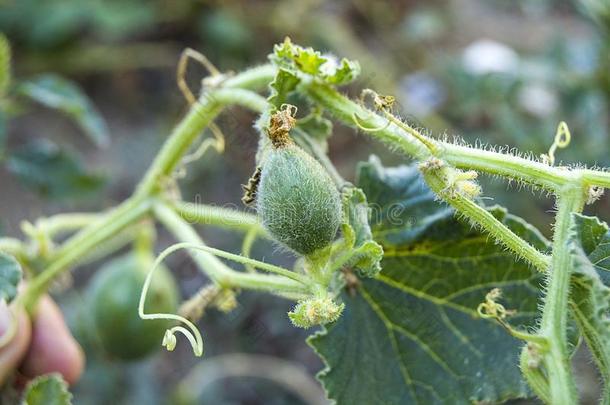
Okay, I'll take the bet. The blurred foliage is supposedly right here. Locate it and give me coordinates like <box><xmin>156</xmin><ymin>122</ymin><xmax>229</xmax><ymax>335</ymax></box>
<box><xmin>18</xmin><ymin>74</ymin><xmax>110</xmax><ymax>148</ymax></box>
<box><xmin>6</xmin><ymin>140</ymin><xmax>105</xmax><ymax>199</ymax></box>
<box><xmin>0</xmin><ymin>0</ymin><xmax>609</xmax><ymax>403</ymax></box>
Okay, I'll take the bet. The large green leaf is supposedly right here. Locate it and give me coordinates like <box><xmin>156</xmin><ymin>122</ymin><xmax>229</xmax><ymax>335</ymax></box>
<box><xmin>568</xmin><ymin>214</ymin><xmax>610</xmax><ymax>403</ymax></box>
<box><xmin>18</xmin><ymin>74</ymin><xmax>110</xmax><ymax>147</ymax></box>
<box><xmin>0</xmin><ymin>252</ymin><xmax>21</xmax><ymax>304</ymax></box>
<box><xmin>22</xmin><ymin>373</ymin><xmax>72</xmax><ymax>405</ymax></box>
<box><xmin>309</xmin><ymin>156</ymin><xmax>548</xmax><ymax>404</ymax></box>
<box><xmin>6</xmin><ymin>139</ymin><xmax>105</xmax><ymax>199</ymax></box>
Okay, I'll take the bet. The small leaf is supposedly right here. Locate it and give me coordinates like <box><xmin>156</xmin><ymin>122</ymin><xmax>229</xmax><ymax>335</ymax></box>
<box><xmin>269</xmin><ymin>38</ymin><xmax>360</xmax><ymax>85</ymax></box>
<box><xmin>310</xmin><ymin>157</ymin><xmax>548</xmax><ymax>404</ymax></box>
<box><xmin>0</xmin><ymin>253</ymin><xmax>21</xmax><ymax>304</ymax></box>
<box><xmin>322</xmin><ymin>57</ymin><xmax>361</xmax><ymax>86</ymax></box>
<box><xmin>268</xmin><ymin>68</ymin><xmax>300</xmax><ymax>109</ymax></box>
<box><xmin>0</xmin><ymin>33</ymin><xmax>11</xmax><ymax>97</ymax></box>
<box><xmin>339</xmin><ymin>187</ymin><xmax>383</xmax><ymax>277</ymax></box>
<box><xmin>568</xmin><ymin>214</ymin><xmax>610</xmax><ymax>402</ymax></box>
<box><xmin>22</xmin><ymin>373</ymin><xmax>72</xmax><ymax>405</ymax></box>
<box><xmin>18</xmin><ymin>74</ymin><xmax>109</xmax><ymax>148</ymax></box>
<box><xmin>356</xmin><ymin>155</ymin><xmax>455</xmax><ymax>246</ymax></box>
<box><xmin>6</xmin><ymin>139</ymin><xmax>105</xmax><ymax>200</ymax></box>
<box><xmin>293</xmin><ymin>47</ymin><xmax>327</xmax><ymax>75</ymax></box>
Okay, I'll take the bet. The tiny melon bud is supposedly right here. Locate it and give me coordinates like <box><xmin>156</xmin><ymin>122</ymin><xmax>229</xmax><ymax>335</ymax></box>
<box><xmin>288</xmin><ymin>296</ymin><xmax>345</xmax><ymax>328</ymax></box>
<box><xmin>257</xmin><ymin>119</ymin><xmax>341</xmax><ymax>255</ymax></box>
<box><xmin>258</xmin><ymin>144</ymin><xmax>341</xmax><ymax>255</ymax></box>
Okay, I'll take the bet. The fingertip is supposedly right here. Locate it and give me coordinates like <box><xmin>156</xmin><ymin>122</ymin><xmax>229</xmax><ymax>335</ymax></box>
<box><xmin>0</xmin><ymin>303</ymin><xmax>31</xmax><ymax>385</ymax></box>
<box><xmin>20</xmin><ymin>296</ymin><xmax>85</xmax><ymax>385</ymax></box>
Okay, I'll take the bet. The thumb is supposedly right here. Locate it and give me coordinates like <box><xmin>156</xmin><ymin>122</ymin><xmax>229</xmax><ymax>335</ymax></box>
<box><xmin>19</xmin><ymin>296</ymin><xmax>85</xmax><ymax>386</ymax></box>
<box><xmin>0</xmin><ymin>302</ymin><xmax>31</xmax><ymax>385</ymax></box>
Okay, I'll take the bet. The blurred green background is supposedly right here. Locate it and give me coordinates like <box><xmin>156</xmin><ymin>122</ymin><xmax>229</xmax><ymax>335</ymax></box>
<box><xmin>0</xmin><ymin>0</ymin><xmax>608</xmax><ymax>403</ymax></box>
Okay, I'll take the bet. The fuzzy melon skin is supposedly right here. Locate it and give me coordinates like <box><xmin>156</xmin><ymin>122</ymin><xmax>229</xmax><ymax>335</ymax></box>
<box><xmin>87</xmin><ymin>253</ymin><xmax>178</xmax><ymax>361</ymax></box>
<box><xmin>258</xmin><ymin>144</ymin><xmax>341</xmax><ymax>255</ymax></box>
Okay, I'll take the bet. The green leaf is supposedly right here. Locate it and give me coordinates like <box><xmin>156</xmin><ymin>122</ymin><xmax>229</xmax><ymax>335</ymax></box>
<box><xmin>323</xmin><ymin>58</ymin><xmax>361</xmax><ymax>86</ymax></box>
<box><xmin>268</xmin><ymin>68</ymin><xmax>300</xmax><ymax>109</ymax></box>
<box><xmin>568</xmin><ymin>214</ymin><xmax>610</xmax><ymax>403</ymax></box>
<box><xmin>18</xmin><ymin>74</ymin><xmax>110</xmax><ymax>148</ymax></box>
<box><xmin>309</xmin><ymin>156</ymin><xmax>548</xmax><ymax>404</ymax></box>
<box><xmin>339</xmin><ymin>187</ymin><xmax>383</xmax><ymax>277</ymax></box>
<box><xmin>356</xmin><ymin>155</ymin><xmax>455</xmax><ymax>246</ymax></box>
<box><xmin>0</xmin><ymin>253</ymin><xmax>21</xmax><ymax>304</ymax></box>
<box><xmin>22</xmin><ymin>373</ymin><xmax>72</xmax><ymax>405</ymax></box>
<box><xmin>6</xmin><ymin>139</ymin><xmax>105</xmax><ymax>200</ymax></box>
<box><xmin>0</xmin><ymin>33</ymin><xmax>11</xmax><ymax>97</ymax></box>
<box><xmin>269</xmin><ymin>38</ymin><xmax>360</xmax><ymax>85</ymax></box>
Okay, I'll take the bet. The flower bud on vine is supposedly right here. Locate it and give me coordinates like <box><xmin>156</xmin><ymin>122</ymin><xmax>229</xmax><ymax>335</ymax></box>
<box><xmin>288</xmin><ymin>296</ymin><xmax>344</xmax><ymax>328</ymax></box>
<box><xmin>419</xmin><ymin>158</ymin><xmax>482</xmax><ymax>200</ymax></box>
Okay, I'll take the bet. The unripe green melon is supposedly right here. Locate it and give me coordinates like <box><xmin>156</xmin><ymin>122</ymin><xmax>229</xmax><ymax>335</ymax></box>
<box><xmin>257</xmin><ymin>143</ymin><xmax>341</xmax><ymax>255</ymax></box>
<box><xmin>87</xmin><ymin>253</ymin><xmax>178</xmax><ymax>361</ymax></box>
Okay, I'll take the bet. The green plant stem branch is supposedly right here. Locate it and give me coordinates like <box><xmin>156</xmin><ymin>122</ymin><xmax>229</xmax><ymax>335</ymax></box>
<box><xmin>0</xmin><ymin>237</ymin><xmax>24</xmax><ymax>257</ymax></box>
<box><xmin>153</xmin><ymin>202</ymin><xmax>312</xmax><ymax>297</ymax></box>
<box><xmin>304</xmin><ymin>81</ymin><xmax>610</xmax><ymax>192</ymax></box>
<box><xmin>422</xmin><ymin>169</ymin><xmax>551</xmax><ymax>272</ymax></box>
<box><xmin>34</xmin><ymin>213</ymin><xmax>101</xmax><ymax>238</ymax></box>
<box><xmin>538</xmin><ymin>185</ymin><xmax>586</xmax><ymax>404</ymax></box>
<box><xmin>21</xmin><ymin>196</ymin><xmax>153</xmax><ymax>314</ymax></box>
<box><xmin>16</xmin><ymin>66</ymin><xmax>274</xmax><ymax>312</ymax></box>
<box><xmin>135</xmin><ymin>88</ymin><xmax>267</xmax><ymax>198</ymax></box>
<box><xmin>241</xmin><ymin>227</ymin><xmax>259</xmax><ymax>273</ymax></box>
<box><xmin>171</xmin><ymin>200</ymin><xmax>264</xmax><ymax>233</ymax></box>
<box><xmin>520</xmin><ymin>346</ymin><xmax>551</xmax><ymax>404</ymax></box>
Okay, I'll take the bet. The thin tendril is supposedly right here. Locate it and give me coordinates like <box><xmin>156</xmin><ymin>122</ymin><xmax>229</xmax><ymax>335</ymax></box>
<box><xmin>139</xmin><ymin>242</ymin><xmax>311</xmax><ymax>356</ymax></box>
<box><xmin>351</xmin><ymin>112</ymin><xmax>391</xmax><ymax>132</ymax></box>
<box><xmin>174</xmin><ymin>122</ymin><xmax>225</xmax><ymax>179</ymax></box>
<box><xmin>139</xmin><ymin>244</ymin><xmax>205</xmax><ymax>356</ymax></box>
<box><xmin>177</xmin><ymin>48</ymin><xmax>222</xmax><ymax>106</ymax></box>
<box><xmin>544</xmin><ymin>121</ymin><xmax>572</xmax><ymax>166</ymax></box>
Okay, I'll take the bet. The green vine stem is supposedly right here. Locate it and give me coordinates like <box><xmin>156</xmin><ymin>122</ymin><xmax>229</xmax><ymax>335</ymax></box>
<box><xmin>304</xmin><ymin>80</ymin><xmax>610</xmax><ymax>191</ymax></box>
<box><xmin>153</xmin><ymin>202</ymin><xmax>312</xmax><ymax>297</ymax></box>
<box><xmin>421</xmin><ymin>164</ymin><xmax>551</xmax><ymax>272</ymax></box>
<box><xmin>520</xmin><ymin>345</ymin><xmax>551</xmax><ymax>404</ymax></box>
<box><xmin>135</xmin><ymin>88</ymin><xmax>267</xmax><ymax>198</ymax></box>
<box><xmin>33</xmin><ymin>213</ymin><xmax>101</xmax><ymax>238</ymax></box>
<box><xmin>20</xmin><ymin>197</ymin><xmax>153</xmax><ymax>314</ymax></box>
<box><xmin>0</xmin><ymin>237</ymin><xmax>24</xmax><ymax>257</ymax></box>
<box><xmin>171</xmin><ymin>200</ymin><xmax>263</xmax><ymax>233</ymax></box>
<box><xmin>19</xmin><ymin>65</ymin><xmax>274</xmax><ymax>314</ymax></box>
<box><xmin>538</xmin><ymin>184</ymin><xmax>587</xmax><ymax>404</ymax></box>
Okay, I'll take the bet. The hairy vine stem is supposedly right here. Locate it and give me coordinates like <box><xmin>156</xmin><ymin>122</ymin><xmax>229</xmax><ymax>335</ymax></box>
<box><xmin>304</xmin><ymin>80</ymin><xmax>610</xmax><ymax>191</ymax></box>
<box><xmin>538</xmin><ymin>184</ymin><xmax>586</xmax><ymax>404</ymax></box>
<box><xmin>421</xmin><ymin>165</ymin><xmax>551</xmax><ymax>272</ymax></box>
